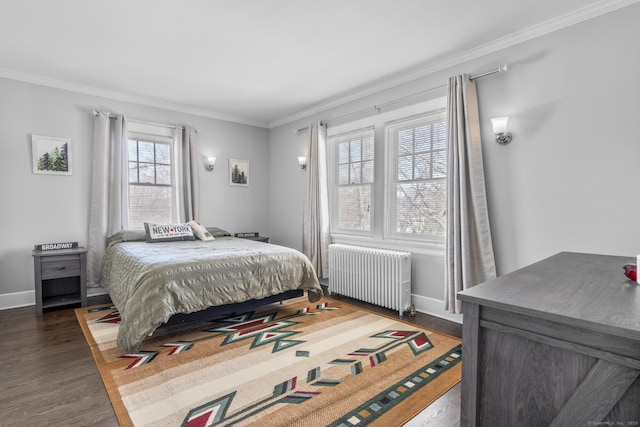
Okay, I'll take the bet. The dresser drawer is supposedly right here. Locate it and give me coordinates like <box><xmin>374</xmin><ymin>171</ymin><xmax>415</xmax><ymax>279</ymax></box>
<box><xmin>40</xmin><ymin>255</ymin><xmax>81</xmax><ymax>280</ymax></box>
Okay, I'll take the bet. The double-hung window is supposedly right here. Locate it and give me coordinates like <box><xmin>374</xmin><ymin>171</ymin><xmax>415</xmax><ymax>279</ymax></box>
<box><xmin>327</xmin><ymin>98</ymin><xmax>447</xmax><ymax>247</ymax></box>
<box><xmin>127</xmin><ymin>123</ymin><xmax>177</xmax><ymax>228</ymax></box>
<box><xmin>329</xmin><ymin>128</ymin><xmax>375</xmax><ymax>233</ymax></box>
<box><xmin>386</xmin><ymin>111</ymin><xmax>447</xmax><ymax>241</ymax></box>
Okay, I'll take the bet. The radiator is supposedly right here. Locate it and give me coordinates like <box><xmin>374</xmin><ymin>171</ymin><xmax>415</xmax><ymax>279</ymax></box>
<box><xmin>328</xmin><ymin>244</ymin><xmax>412</xmax><ymax>316</ymax></box>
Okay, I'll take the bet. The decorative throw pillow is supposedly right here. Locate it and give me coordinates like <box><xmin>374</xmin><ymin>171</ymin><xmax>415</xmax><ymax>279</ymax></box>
<box><xmin>188</xmin><ymin>220</ymin><xmax>215</xmax><ymax>241</ymax></box>
<box><xmin>144</xmin><ymin>222</ymin><xmax>196</xmax><ymax>242</ymax></box>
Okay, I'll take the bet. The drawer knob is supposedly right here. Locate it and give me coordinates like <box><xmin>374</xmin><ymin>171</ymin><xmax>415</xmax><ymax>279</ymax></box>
<box><xmin>56</xmin><ymin>266</ymin><xmax>66</xmax><ymax>270</ymax></box>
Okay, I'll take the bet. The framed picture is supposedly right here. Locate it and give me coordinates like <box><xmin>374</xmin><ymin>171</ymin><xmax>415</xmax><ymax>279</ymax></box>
<box><xmin>32</xmin><ymin>134</ymin><xmax>72</xmax><ymax>175</ymax></box>
<box><xmin>229</xmin><ymin>158</ymin><xmax>250</xmax><ymax>186</ymax></box>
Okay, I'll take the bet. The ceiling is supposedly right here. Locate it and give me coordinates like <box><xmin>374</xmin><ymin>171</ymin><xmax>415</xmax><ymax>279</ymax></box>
<box><xmin>0</xmin><ymin>0</ymin><xmax>634</xmax><ymax>128</ymax></box>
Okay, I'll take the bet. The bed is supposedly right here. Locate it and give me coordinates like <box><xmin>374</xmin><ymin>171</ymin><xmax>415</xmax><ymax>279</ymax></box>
<box><xmin>100</xmin><ymin>228</ymin><xmax>323</xmax><ymax>352</ymax></box>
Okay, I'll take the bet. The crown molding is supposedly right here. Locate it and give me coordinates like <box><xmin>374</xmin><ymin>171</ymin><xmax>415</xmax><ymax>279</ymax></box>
<box><xmin>1</xmin><ymin>0</ymin><xmax>637</xmax><ymax>130</ymax></box>
<box><xmin>268</xmin><ymin>0</ymin><xmax>640</xmax><ymax>129</ymax></box>
<box><xmin>0</xmin><ymin>68</ymin><xmax>269</xmax><ymax>128</ymax></box>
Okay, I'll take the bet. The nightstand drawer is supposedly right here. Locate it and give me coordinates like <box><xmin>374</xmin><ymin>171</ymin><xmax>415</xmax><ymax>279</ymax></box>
<box><xmin>41</xmin><ymin>256</ymin><xmax>81</xmax><ymax>279</ymax></box>
<box><xmin>33</xmin><ymin>246</ymin><xmax>87</xmax><ymax>316</ymax></box>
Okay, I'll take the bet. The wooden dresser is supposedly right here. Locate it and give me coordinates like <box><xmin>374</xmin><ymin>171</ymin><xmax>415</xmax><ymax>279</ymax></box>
<box><xmin>457</xmin><ymin>252</ymin><xmax>640</xmax><ymax>426</ymax></box>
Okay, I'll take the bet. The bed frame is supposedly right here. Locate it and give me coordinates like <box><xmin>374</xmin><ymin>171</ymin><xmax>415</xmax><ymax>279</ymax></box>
<box><xmin>162</xmin><ymin>289</ymin><xmax>304</xmax><ymax>327</ymax></box>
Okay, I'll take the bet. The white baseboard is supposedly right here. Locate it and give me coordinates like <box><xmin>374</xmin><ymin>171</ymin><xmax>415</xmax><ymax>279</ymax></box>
<box><xmin>412</xmin><ymin>294</ymin><xmax>463</xmax><ymax>324</ymax></box>
<box><xmin>2</xmin><ymin>287</ymin><xmax>457</xmax><ymax>324</ymax></box>
<box><xmin>87</xmin><ymin>287</ymin><xmax>108</xmax><ymax>297</ymax></box>
<box><xmin>0</xmin><ymin>287</ymin><xmax>109</xmax><ymax>311</ymax></box>
<box><xmin>0</xmin><ymin>290</ymin><xmax>35</xmax><ymax>310</ymax></box>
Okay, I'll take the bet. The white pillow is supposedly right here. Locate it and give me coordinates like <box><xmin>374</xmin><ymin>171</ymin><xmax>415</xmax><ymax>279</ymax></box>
<box><xmin>144</xmin><ymin>222</ymin><xmax>195</xmax><ymax>242</ymax></box>
<box><xmin>188</xmin><ymin>220</ymin><xmax>215</xmax><ymax>241</ymax></box>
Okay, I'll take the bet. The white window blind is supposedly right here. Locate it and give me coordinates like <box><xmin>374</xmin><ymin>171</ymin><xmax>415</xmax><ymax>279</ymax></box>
<box><xmin>386</xmin><ymin>111</ymin><xmax>447</xmax><ymax>240</ymax></box>
<box><xmin>329</xmin><ymin>127</ymin><xmax>375</xmax><ymax>233</ymax></box>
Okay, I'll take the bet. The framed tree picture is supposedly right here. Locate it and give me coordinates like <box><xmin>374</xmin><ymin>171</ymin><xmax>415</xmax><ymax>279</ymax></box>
<box><xmin>32</xmin><ymin>135</ymin><xmax>72</xmax><ymax>175</ymax></box>
<box><xmin>229</xmin><ymin>158</ymin><xmax>250</xmax><ymax>186</ymax></box>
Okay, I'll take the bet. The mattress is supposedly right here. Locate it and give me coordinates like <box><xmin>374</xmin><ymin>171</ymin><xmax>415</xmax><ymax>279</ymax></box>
<box><xmin>100</xmin><ymin>233</ymin><xmax>322</xmax><ymax>351</ymax></box>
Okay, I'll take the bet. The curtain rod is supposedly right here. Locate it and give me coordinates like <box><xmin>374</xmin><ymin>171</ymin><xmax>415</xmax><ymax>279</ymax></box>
<box><xmin>293</xmin><ymin>121</ymin><xmax>325</xmax><ymax>134</ymax></box>
<box><xmin>321</xmin><ymin>63</ymin><xmax>510</xmax><ymax>126</ymax></box>
<box><xmin>470</xmin><ymin>63</ymin><xmax>509</xmax><ymax>80</ymax></box>
<box><xmin>92</xmin><ymin>110</ymin><xmax>199</xmax><ymax>133</ymax></box>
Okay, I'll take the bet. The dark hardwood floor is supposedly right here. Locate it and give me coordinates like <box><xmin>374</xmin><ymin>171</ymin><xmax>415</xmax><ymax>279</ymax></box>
<box><xmin>0</xmin><ymin>294</ymin><xmax>462</xmax><ymax>426</ymax></box>
<box><xmin>1</xmin><ymin>299</ymin><xmax>119</xmax><ymax>426</ymax></box>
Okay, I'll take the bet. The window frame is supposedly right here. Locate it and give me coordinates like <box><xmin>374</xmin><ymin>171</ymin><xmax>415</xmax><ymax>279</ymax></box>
<box><xmin>126</xmin><ymin>123</ymin><xmax>178</xmax><ymax>229</ymax></box>
<box><xmin>326</xmin><ymin>97</ymin><xmax>447</xmax><ymax>253</ymax></box>
<box><xmin>328</xmin><ymin>127</ymin><xmax>375</xmax><ymax>235</ymax></box>
<box><xmin>128</xmin><ymin>138</ymin><xmax>173</xmax><ymax>188</ymax></box>
<box><xmin>384</xmin><ymin>110</ymin><xmax>447</xmax><ymax>243</ymax></box>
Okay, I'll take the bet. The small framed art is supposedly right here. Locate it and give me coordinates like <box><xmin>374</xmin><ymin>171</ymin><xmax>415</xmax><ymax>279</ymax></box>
<box><xmin>32</xmin><ymin>134</ymin><xmax>72</xmax><ymax>175</ymax></box>
<box><xmin>229</xmin><ymin>158</ymin><xmax>249</xmax><ymax>186</ymax></box>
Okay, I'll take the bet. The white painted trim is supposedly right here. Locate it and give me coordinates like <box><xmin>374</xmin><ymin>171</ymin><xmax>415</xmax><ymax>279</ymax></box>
<box><xmin>326</xmin><ymin>98</ymin><xmax>446</xmax><ymax>138</ymax></box>
<box><xmin>0</xmin><ymin>69</ymin><xmax>268</xmax><ymax>128</ymax></box>
<box><xmin>87</xmin><ymin>287</ymin><xmax>109</xmax><ymax>297</ymax></box>
<box><xmin>268</xmin><ymin>0</ymin><xmax>640</xmax><ymax>128</ymax></box>
<box><xmin>412</xmin><ymin>294</ymin><xmax>463</xmax><ymax>324</ymax></box>
<box><xmin>0</xmin><ymin>290</ymin><xmax>35</xmax><ymax>310</ymax></box>
<box><xmin>0</xmin><ymin>0</ymin><xmax>636</xmax><ymax>130</ymax></box>
<box><xmin>0</xmin><ymin>288</ymin><xmax>108</xmax><ymax>311</ymax></box>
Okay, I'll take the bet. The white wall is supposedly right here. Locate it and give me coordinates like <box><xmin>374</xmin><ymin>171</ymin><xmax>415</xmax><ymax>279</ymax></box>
<box><xmin>3</xmin><ymin>4</ymin><xmax>639</xmax><ymax>314</ymax></box>
<box><xmin>268</xmin><ymin>4</ymin><xmax>640</xmax><ymax>319</ymax></box>
<box><xmin>479</xmin><ymin>4</ymin><xmax>640</xmax><ymax>274</ymax></box>
<box><xmin>0</xmin><ymin>79</ymin><xmax>270</xmax><ymax>307</ymax></box>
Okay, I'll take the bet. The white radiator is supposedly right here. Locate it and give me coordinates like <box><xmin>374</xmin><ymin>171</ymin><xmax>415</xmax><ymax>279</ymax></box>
<box><xmin>328</xmin><ymin>244</ymin><xmax>412</xmax><ymax>316</ymax></box>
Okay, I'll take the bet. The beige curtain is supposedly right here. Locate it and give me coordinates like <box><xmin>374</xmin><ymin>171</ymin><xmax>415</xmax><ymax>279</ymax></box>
<box><xmin>87</xmin><ymin>111</ymin><xmax>128</xmax><ymax>287</ymax></box>
<box><xmin>177</xmin><ymin>125</ymin><xmax>200</xmax><ymax>222</ymax></box>
<box><xmin>302</xmin><ymin>121</ymin><xmax>330</xmax><ymax>278</ymax></box>
<box><xmin>445</xmin><ymin>75</ymin><xmax>496</xmax><ymax>313</ymax></box>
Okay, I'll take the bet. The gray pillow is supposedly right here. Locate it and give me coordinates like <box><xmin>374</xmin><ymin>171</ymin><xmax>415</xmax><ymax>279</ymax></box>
<box><xmin>106</xmin><ymin>230</ymin><xmax>147</xmax><ymax>246</ymax></box>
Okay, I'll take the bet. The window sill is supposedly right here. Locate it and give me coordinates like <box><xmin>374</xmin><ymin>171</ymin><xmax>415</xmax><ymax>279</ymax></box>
<box><xmin>330</xmin><ymin>233</ymin><xmax>444</xmax><ymax>257</ymax></box>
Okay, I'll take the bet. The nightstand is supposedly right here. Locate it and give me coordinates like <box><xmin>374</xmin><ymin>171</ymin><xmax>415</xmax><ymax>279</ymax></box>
<box><xmin>234</xmin><ymin>232</ymin><xmax>270</xmax><ymax>243</ymax></box>
<box><xmin>33</xmin><ymin>247</ymin><xmax>87</xmax><ymax>315</ymax></box>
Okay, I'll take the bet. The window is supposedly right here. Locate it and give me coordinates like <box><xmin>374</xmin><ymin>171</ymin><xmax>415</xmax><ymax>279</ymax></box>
<box><xmin>126</xmin><ymin>122</ymin><xmax>177</xmax><ymax>229</ymax></box>
<box><xmin>128</xmin><ymin>138</ymin><xmax>174</xmax><ymax>227</ymax></box>
<box><xmin>387</xmin><ymin>112</ymin><xmax>447</xmax><ymax>240</ymax></box>
<box><xmin>329</xmin><ymin>128</ymin><xmax>375</xmax><ymax>232</ymax></box>
<box><xmin>327</xmin><ymin>98</ymin><xmax>447</xmax><ymax>247</ymax></box>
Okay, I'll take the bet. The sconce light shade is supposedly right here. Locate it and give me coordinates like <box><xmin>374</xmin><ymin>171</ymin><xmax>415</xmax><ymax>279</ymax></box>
<box><xmin>491</xmin><ymin>117</ymin><xmax>512</xmax><ymax>144</ymax></box>
<box><xmin>297</xmin><ymin>156</ymin><xmax>307</xmax><ymax>170</ymax></box>
<box><xmin>205</xmin><ymin>156</ymin><xmax>216</xmax><ymax>171</ymax></box>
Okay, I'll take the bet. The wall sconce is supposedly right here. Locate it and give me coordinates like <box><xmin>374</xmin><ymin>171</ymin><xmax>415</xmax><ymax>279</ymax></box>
<box><xmin>205</xmin><ymin>156</ymin><xmax>216</xmax><ymax>171</ymax></box>
<box><xmin>491</xmin><ymin>117</ymin><xmax>512</xmax><ymax>145</ymax></box>
<box><xmin>297</xmin><ymin>156</ymin><xmax>307</xmax><ymax>170</ymax></box>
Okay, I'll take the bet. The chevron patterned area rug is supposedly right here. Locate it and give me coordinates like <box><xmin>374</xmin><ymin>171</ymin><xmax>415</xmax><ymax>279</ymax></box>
<box><xmin>76</xmin><ymin>297</ymin><xmax>461</xmax><ymax>427</ymax></box>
